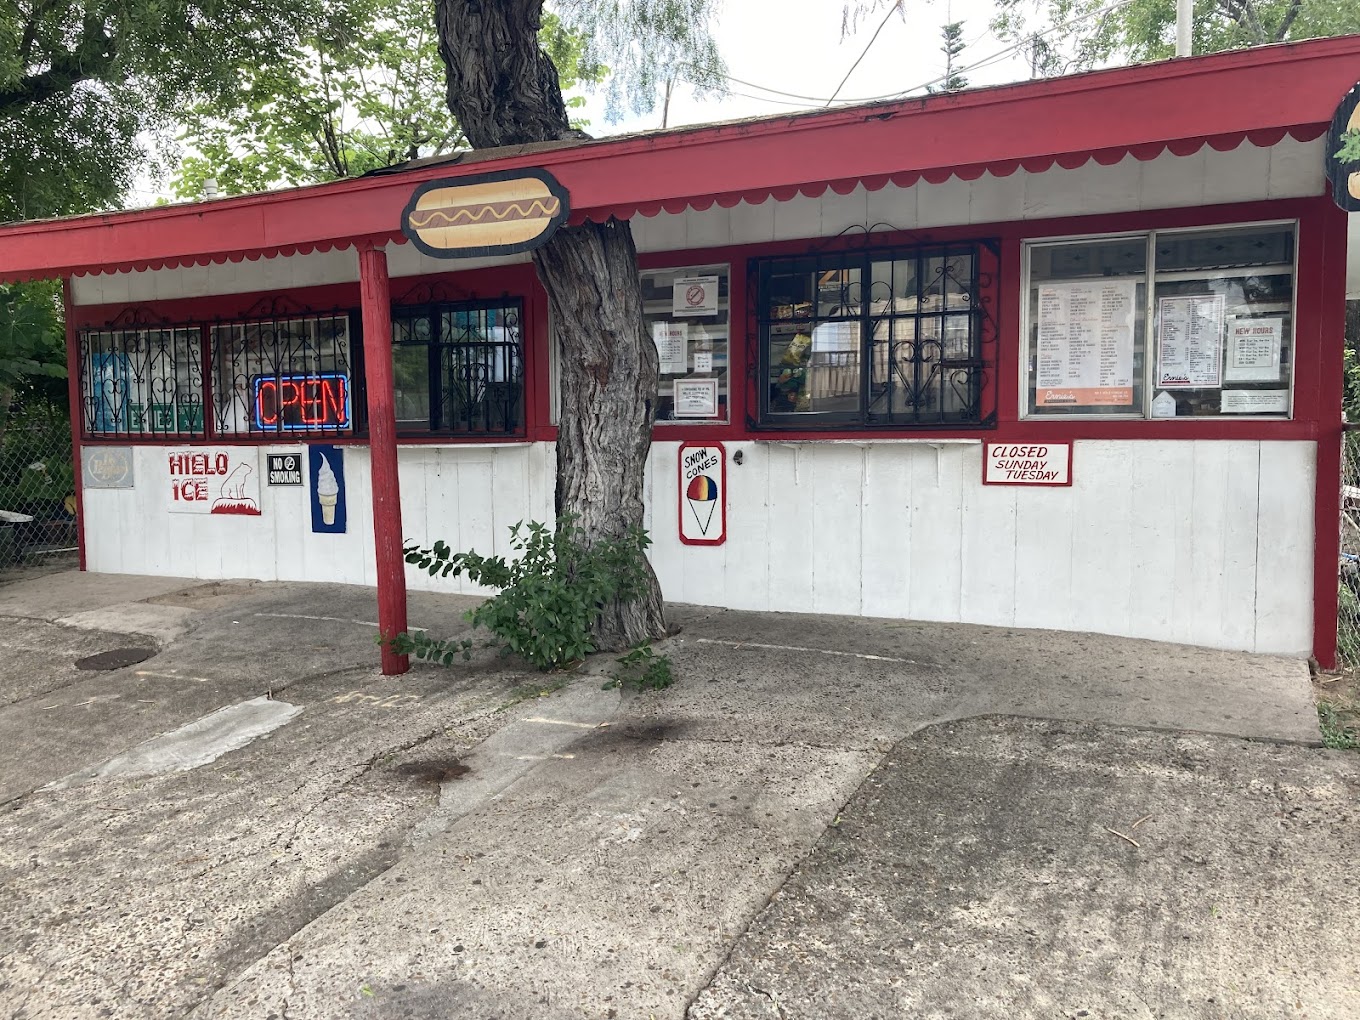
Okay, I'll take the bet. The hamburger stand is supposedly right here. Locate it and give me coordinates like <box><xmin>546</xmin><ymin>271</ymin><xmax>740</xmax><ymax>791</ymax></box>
<box><xmin>3</xmin><ymin>37</ymin><xmax>1360</xmax><ymax>675</ymax></box>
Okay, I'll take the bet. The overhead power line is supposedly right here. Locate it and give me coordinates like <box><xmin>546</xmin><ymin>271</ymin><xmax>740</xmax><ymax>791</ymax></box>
<box><xmin>681</xmin><ymin>0</ymin><xmax>1142</xmax><ymax>111</ymax></box>
<box><xmin>825</xmin><ymin>3</ymin><xmax>901</xmax><ymax>106</ymax></box>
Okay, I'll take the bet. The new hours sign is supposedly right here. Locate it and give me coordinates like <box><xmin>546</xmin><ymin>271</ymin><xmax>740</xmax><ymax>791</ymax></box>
<box><xmin>983</xmin><ymin>442</ymin><xmax>1072</xmax><ymax>487</ymax></box>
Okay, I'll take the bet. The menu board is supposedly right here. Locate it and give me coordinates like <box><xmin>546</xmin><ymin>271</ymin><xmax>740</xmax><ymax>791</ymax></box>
<box><xmin>1156</xmin><ymin>294</ymin><xmax>1225</xmax><ymax>389</ymax></box>
<box><xmin>1035</xmin><ymin>280</ymin><xmax>1138</xmax><ymax>407</ymax></box>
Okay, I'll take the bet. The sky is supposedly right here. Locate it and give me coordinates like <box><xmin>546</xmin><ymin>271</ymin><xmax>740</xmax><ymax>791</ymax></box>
<box><xmin>574</xmin><ymin>0</ymin><xmax>1035</xmax><ymax>136</ymax></box>
<box><xmin>129</xmin><ymin>0</ymin><xmax>1038</xmax><ymax>206</ymax></box>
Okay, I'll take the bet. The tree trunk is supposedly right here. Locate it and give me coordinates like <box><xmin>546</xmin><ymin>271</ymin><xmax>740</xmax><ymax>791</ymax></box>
<box><xmin>533</xmin><ymin>220</ymin><xmax>665</xmax><ymax>648</ymax></box>
<box><xmin>435</xmin><ymin>0</ymin><xmax>668</xmax><ymax>649</ymax></box>
<box><xmin>435</xmin><ymin>0</ymin><xmax>576</xmax><ymax>149</ymax></box>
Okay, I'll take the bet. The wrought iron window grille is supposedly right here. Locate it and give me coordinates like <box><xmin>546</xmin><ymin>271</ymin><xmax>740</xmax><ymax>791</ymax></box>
<box><xmin>78</xmin><ymin>306</ymin><xmax>206</xmax><ymax>439</ymax></box>
<box><xmin>388</xmin><ymin>296</ymin><xmax>525</xmax><ymax>436</ymax></box>
<box><xmin>208</xmin><ymin>302</ymin><xmax>359</xmax><ymax>439</ymax></box>
<box><xmin>748</xmin><ymin>239</ymin><xmax>1000</xmax><ymax>430</ymax></box>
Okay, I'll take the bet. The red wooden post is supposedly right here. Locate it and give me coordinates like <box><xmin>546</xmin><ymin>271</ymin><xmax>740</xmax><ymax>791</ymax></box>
<box><xmin>61</xmin><ymin>279</ymin><xmax>87</xmax><ymax>572</ymax></box>
<box><xmin>358</xmin><ymin>245</ymin><xmax>410</xmax><ymax>675</ymax></box>
<box><xmin>1310</xmin><ymin>198</ymin><xmax>1349</xmax><ymax>670</ymax></box>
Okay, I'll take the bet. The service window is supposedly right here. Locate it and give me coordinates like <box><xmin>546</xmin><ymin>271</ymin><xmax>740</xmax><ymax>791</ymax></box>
<box><xmin>211</xmin><ymin>314</ymin><xmax>355</xmax><ymax>437</ymax></box>
<box><xmin>755</xmin><ymin>243</ymin><xmax>993</xmax><ymax>428</ymax></box>
<box><xmin>642</xmin><ymin>264</ymin><xmax>729</xmax><ymax>423</ymax></box>
<box><xmin>79</xmin><ymin>326</ymin><xmax>205</xmax><ymax>437</ymax></box>
<box><xmin>389</xmin><ymin>299</ymin><xmax>524</xmax><ymax>435</ymax></box>
<box><xmin>1023</xmin><ymin>223</ymin><xmax>1296</xmax><ymax>419</ymax></box>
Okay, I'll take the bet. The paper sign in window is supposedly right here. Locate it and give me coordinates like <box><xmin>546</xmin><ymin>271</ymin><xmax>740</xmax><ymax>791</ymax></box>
<box><xmin>1034</xmin><ymin>280</ymin><xmax>1137</xmax><ymax>407</ymax></box>
<box><xmin>673</xmin><ymin>378</ymin><xmax>719</xmax><ymax>418</ymax></box>
<box><xmin>1221</xmin><ymin>389</ymin><xmax>1289</xmax><ymax>414</ymax></box>
<box><xmin>673</xmin><ymin>276</ymin><xmax>719</xmax><ymax>317</ymax></box>
<box><xmin>1156</xmin><ymin>294</ymin><xmax>1224</xmax><ymax>389</ymax></box>
<box><xmin>1224</xmin><ymin>317</ymin><xmax>1283</xmax><ymax>383</ymax></box>
<box><xmin>652</xmin><ymin>321</ymin><xmax>689</xmax><ymax>374</ymax></box>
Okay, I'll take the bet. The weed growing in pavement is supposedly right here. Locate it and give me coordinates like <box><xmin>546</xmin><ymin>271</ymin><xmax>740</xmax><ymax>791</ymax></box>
<box><xmin>391</xmin><ymin>516</ymin><xmax>664</xmax><ymax>673</ymax></box>
<box><xmin>1318</xmin><ymin>702</ymin><xmax>1360</xmax><ymax>750</ymax></box>
<box><xmin>602</xmin><ymin>644</ymin><xmax>675</xmax><ymax>691</ymax></box>
<box><xmin>498</xmin><ymin>675</ymin><xmax>574</xmax><ymax>712</ymax></box>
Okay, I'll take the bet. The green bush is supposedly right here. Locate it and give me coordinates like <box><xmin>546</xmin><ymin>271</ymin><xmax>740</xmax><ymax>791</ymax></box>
<box><xmin>394</xmin><ymin>516</ymin><xmax>656</xmax><ymax>672</ymax></box>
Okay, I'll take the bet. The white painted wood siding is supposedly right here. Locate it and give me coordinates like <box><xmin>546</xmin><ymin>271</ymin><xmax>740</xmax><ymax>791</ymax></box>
<box><xmin>644</xmin><ymin>439</ymin><xmax>1316</xmax><ymax>656</ymax></box>
<box><xmin>83</xmin><ymin>438</ymin><xmax>1314</xmax><ymax>654</ymax></box>
<box><xmin>82</xmin><ymin>443</ymin><xmax>554</xmax><ymax>597</ymax></box>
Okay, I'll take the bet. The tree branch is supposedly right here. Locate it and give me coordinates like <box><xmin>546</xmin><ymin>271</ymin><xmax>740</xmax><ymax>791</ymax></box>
<box><xmin>1222</xmin><ymin>0</ymin><xmax>1268</xmax><ymax>44</ymax></box>
<box><xmin>1274</xmin><ymin>0</ymin><xmax>1303</xmax><ymax>41</ymax></box>
<box><xmin>1</xmin><ymin>14</ymin><xmax>119</xmax><ymax>116</ymax></box>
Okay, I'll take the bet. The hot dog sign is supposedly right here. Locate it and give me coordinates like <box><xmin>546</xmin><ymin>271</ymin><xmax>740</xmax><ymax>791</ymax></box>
<box><xmin>401</xmin><ymin>168</ymin><xmax>571</xmax><ymax>259</ymax></box>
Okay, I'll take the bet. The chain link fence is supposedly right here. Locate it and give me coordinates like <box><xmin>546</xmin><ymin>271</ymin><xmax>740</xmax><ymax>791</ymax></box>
<box><xmin>0</xmin><ymin>398</ymin><xmax>78</xmax><ymax>571</ymax></box>
<box><xmin>1338</xmin><ymin>425</ymin><xmax>1360</xmax><ymax>668</ymax></box>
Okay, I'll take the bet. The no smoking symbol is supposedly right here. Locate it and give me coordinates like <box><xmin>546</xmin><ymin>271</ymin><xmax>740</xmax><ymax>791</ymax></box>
<box><xmin>685</xmin><ymin>283</ymin><xmax>706</xmax><ymax>308</ymax></box>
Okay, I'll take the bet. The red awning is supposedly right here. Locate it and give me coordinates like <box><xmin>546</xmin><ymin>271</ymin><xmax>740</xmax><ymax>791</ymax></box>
<box><xmin>1</xmin><ymin>34</ymin><xmax>1357</xmax><ymax>282</ymax></box>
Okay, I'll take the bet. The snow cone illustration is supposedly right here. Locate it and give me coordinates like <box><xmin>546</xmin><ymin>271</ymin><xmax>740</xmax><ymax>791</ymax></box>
<box><xmin>316</xmin><ymin>452</ymin><xmax>340</xmax><ymax>525</ymax></box>
<box><xmin>210</xmin><ymin>461</ymin><xmax>260</xmax><ymax>515</ymax></box>
<box><xmin>685</xmin><ymin>474</ymin><xmax>719</xmax><ymax>535</ymax></box>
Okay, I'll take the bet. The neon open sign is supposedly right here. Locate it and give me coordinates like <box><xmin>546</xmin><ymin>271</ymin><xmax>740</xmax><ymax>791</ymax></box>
<box><xmin>251</xmin><ymin>373</ymin><xmax>351</xmax><ymax>431</ymax></box>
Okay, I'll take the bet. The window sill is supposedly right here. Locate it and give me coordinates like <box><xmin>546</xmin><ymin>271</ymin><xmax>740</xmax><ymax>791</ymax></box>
<box><xmin>396</xmin><ymin>440</ymin><xmax>534</xmax><ymax>449</ymax></box>
<box><xmin>754</xmin><ymin>437</ymin><xmax>983</xmax><ymax>446</ymax></box>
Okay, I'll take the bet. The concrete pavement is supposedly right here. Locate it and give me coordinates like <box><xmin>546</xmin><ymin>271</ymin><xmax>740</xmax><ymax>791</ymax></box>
<box><xmin>0</xmin><ymin>570</ymin><xmax>1347</xmax><ymax>1020</ymax></box>
<box><xmin>691</xmin><ymin>716</ymin><xmax>1360</xmax><ymax>1020</ymax></box>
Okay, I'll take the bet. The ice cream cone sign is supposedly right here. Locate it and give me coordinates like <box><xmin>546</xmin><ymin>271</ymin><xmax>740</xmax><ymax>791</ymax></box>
<box><xmin>317</xmin><ymin>454</ymin><xmax>339</xmax><ymax>525</ymax></box>
<box><xmin>309</xmin><ymin>445</ymin><xmax>347</xmax><ymax>533</ymax></box>
<box><xmin>678</xmin><ymin>442</ymin><xmax>726</xmax><ymax>546</ymax></box>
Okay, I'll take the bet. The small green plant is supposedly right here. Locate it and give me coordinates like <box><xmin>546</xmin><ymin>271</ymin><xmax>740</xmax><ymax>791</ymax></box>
<box><xmin>603</xmin><ymin>643</ymin><xmax>675</xmax><ymax>691</ymax></box>
<box><xmin>1318</xmin><ymin>702</ymin><xmax>1360</xmax><ymax>750</ymax></box>
<box><xmin>386</xmin><ymin>631</ymin><xmax>475</xmax><ymax>667</ymax></box>
<box><xmin>394</xmin><ymin>516</ymin><xmax>654</xmax><ymax>672</ymax></box>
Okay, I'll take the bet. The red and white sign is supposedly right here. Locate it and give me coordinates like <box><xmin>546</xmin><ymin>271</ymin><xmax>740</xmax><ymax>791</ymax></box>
<box><xmin>678</xmin><ymin>442</ymin><xmax>726</xmax><ymax>545</ymax></box>
<box><xmin>982</xmin><ymin>442</ymin><xmax>1072</xmax><ymax>487</ymax></box>
<box><xmin>672</xmin><ymin>275</ymin><xmax>719</xmax><ymax>317</ymax></box>
<box><xmin>167</xmin><ymin>447</ymin><xmax>262</xmax><ymax>515</ymax></box>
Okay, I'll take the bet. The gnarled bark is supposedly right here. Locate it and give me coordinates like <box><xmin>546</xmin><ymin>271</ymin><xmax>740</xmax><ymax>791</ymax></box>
<box><xmin>434</xmin><ymin>0</ymin><xmax>575</xmax><ymax>149</ymax></box>
<box><xmin>435</xmin><ymin>0</ymin><xmax>667</xmax><ymax>649</ymax></box>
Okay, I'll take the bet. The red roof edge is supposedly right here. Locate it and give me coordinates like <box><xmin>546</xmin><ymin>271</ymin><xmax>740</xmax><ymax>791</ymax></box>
<box><xmin>3</xmin><ymin>34</ymin><xmax>1357</xmax><ymax>282</ymax></box>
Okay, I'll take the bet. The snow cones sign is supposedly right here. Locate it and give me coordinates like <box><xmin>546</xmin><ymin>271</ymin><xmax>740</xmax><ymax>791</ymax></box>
<box><xmin>678</xmin><ymin>442</ymin><xmax>726</xmax><ymax>546</ymax></box>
